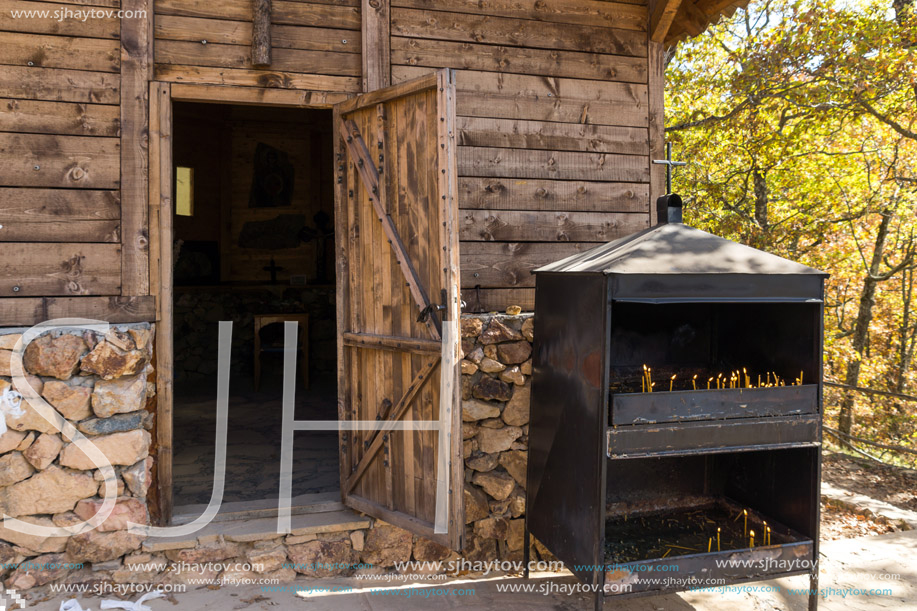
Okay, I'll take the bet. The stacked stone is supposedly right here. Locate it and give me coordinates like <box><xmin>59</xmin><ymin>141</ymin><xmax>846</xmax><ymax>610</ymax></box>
<box><xmin>128</xmin><ymin>521</ymin><xmax>454</xmax><ymax>587</ymax></box>
<box><xmin>459</xmin><ymin>314</ymin><xmax>533</xmax><ymax>562</ymax></box>
<box><xmin>0</xmin><ymin>314</ymin><xmax>545</xmax><ymax>593</ymax></box>
<box><xmin>0</xmin><ymin>326</ymin><xmax>156</xmax><ymax>590</ymax></box>
<box><xmin>173</xmin><ymin>287</ymin><xmax>336</xmax><ymax>382</ymax></box>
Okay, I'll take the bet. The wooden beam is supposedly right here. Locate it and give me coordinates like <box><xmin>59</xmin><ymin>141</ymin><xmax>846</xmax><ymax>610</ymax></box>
<box><xmin>149</xmin><ymin>81</ymin><xmax>174</xmax><ymax>526</ymax></box>
<box><xmin>251</xmin><ymin>0</ymin><xmax>272</xmax><ymax>67</ymax></box>
<box><xmin>0</xmin><ymin>99</ymin><xmax>120</xmax><ymax>137</ymax></box>
<box><xmin>458</xmin><ymin>177</ymin><xmax>648</xmax><ymax>212</ymax></box>
<box><xmin>676</xmin><ymin>0</ymin><xmax>712</xmax><ymax>37</ymax></box>
<box><xmin>0</xmin><ymin>188</ymin><xmax>120</xmax><ymax>222</ymax></box>
<box><xmin>456</xmin><ymin>117</ymin><xmax>649</xmax><ymax>156</ymax></box>
<box><xmin>335</xmin><ymin>71</ymin><xmax>436</xmax><ymax>115</ymax></box>
<box><xmin>390</xmin><ymin>0</ymin><xmax>647</xmax><ymax>32</ymax></box>
<box><xmin>457</xmin><ymin>146</ymin><xmax>650</xmax><ymax>182</ymax></box>
<box><xmin>391</xmin><ymin>7</ymin><xmax>646</xmax><ymax>56</ymax></box>
<box><xmin>0</xmin><ymin>221</ymin><xmax>119</xmax><ymax>243</ymax></box>
<box><xmin>0</xmin><ymin>243</ymin><xmax>121</xmax><ymax>296</ymax></box>
<box><xmin>647</xmin><ymin>40</ymin><xmax>666</xmax><ymax>207</ymax></box>
<box><xmin>155</xmin><ymin>0</ymin><xmax>361</xmax><ymax>30</ymax></box>
<box><xmin>390</xmin><ymin>37</ymin><xmax>648</xmax><ymax>83</ymax></box>
<box><xmin>649</xmin><ymin>0</ymin><xmax>684</xmax><ymax>43</ymax></box>
<box><xmin>460</xmin><ymin>242</ymin><xmax>597</xmax><ymax>288</ymax></box>
<box><xmin>458</xmin><ymin>209</ymin><xmax>649</xmax><ymax>242</ymax></box>
<box><xmin>155</xmin><ymin>16</ymin><xmax>361</xmax><ymax>53</ymax></box>
<box><xmin>342</xmin><ymin>332</ymin><xmax>441</xmax><ymax>354</ymax></box>
<box><xmin>0</xmin><ymin>296</ymin><xmax>155</xmax><ymax>325</ymax></box>
<box><xmin>153</xmin><ymin>64</ymin><xmax>360</xmax><ymax>93</ymax></box>
<box><xmin>0</xmin><ymin>66</ymin><xmax>119</xmax><ymax>105</ymax></box>
<box><xmin>169</xmin><ymin>83</ymin><xmax>350</xmax><ymax>108</ymax></box>
<box><xmin>342</xmin><ymin>356</ymin><xmax>439</xmax><ymax>494</ymax></box>
<box><xmin>361</xmin><ymin>0</ymin><xmax>390</xmax><ymax>91</ymax></box>
<box><xmin>156</xmin><ymin>40</ymin><xmax>360</xmax><ymax>75</ymax></box>
<box><xmin>120</xmin><ymin>0</ymin><xmax>152</xmax><ymax>296</ymax></box>
<box><xmin>436</xmin><ymin>67</ymin><xmax>464</xmax><ymax>550</ymax></box>
<box><xmin>0</xmin><ymin>32</ymin><xmax>119</xmax><ymax>73</ymax></box>
<box><xmin>0</xmin><ymin>134</ymin><xmax>119</xmax><ymax>189</ymax></box>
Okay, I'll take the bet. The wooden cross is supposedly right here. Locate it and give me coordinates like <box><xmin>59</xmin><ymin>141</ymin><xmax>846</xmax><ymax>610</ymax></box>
<box><xmin>251</xmin><ymin>0</ymin><xmax>272</xmax><ymax>67</ymax></box>
<box><xmin>263</xmin><ymin>257</ymin><xmax>283</xmax><ymax>284</ymax></box>
<box><xmin>652</xmin><ymin>142</ymin><xmax>687</xmax><ymax>194</ymax></box>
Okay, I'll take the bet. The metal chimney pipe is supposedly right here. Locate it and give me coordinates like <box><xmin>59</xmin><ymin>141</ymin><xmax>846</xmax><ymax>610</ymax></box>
<box><xmin>655</xmin><ymin>194</ymin><xmax>683</xmax><ymax>225</ymax></box>
<box><xmin>667</xmin><ymin>194</ymin><xmax>683</xmax><ymax>223</ymax></box>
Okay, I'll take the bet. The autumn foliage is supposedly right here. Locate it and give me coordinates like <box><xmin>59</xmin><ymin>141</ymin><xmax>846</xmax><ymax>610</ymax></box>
<box><xmin>666</xmin><ymin>0</ymin><xmax>917</xmax><ymax>459</ymax></box>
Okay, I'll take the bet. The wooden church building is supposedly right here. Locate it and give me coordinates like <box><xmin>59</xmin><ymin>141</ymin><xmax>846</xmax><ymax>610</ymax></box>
<box><xmin>0</xmin><ymin>0</ymin><xmax>747</xmax><ymax>587</ymax></box>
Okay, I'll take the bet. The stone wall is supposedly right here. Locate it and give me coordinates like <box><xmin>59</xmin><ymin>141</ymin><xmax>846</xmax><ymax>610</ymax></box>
<box><xmin>459</xmin><ymin>313</ymin><xmax>532</xmax><ymax>561</ymax></box>
<box><xmin>0</xmin><ymin>325</ymin><xmax>156</xmax><ymax>589</ymax></box>
<box><xmin>2</xmin><ymin>314</ymin><xmax>543</xmax><ymax>594</ymax></box>
<box><xmin>173</xmin><ymin>286</ymin><xmax>336</xmax><ymax>382</ymax></box>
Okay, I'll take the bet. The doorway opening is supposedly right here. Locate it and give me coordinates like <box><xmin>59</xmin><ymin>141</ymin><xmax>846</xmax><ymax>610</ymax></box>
<box><xmin>169</xmin><ymin>101</ymin><xmax>339</xmax><ymax>516</ymax></box>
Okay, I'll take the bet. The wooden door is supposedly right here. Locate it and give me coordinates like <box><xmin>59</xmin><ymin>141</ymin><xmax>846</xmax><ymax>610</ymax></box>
<box><xmin>334</xmin><ymin>70</ymin><xmax>463</xmax><ymax>549</ymax></box>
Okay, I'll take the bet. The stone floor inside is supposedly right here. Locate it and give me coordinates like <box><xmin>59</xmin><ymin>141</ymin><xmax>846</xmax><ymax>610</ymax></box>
<box><xmin>172</xmin><ymin>368</ymin><xmax>339</xmax><ymax>509</ymax></box>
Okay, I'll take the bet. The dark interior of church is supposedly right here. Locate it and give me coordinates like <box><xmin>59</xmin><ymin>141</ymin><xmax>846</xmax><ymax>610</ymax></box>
<box><xmin>168</xmin><ymin>102</ymin><xmax>340</xmax><ymax>511</ymax></box>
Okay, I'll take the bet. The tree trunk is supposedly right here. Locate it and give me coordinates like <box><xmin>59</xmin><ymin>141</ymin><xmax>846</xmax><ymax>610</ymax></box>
<box><xmin>752</xmin><ymin>168</ymin><xmax>769</xmax><ymax>229</ymax></box>
<box><xmin>838</xmin><ymin>209</ymin><xmax>893</xmax><ymax>435</ymax></box>
<box><xmin>895</xmin><ymin>265</ymin><xmax>916</xmax><ymax>394</ymax></box>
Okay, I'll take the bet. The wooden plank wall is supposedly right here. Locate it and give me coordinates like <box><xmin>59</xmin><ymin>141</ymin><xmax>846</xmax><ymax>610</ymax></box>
<box><xmin>152</xmin><ymin>0</ymin><xmax>363</xmax><ymax>95</ymax></box>
<box><xmin>0</xmin><ymin>0</ymin><xmax>137</xmax><ymax>321</ymax></box>
<box><xmin>389</xmin><ymin>0</ymin><xmax>653</xmax><ymax>311</ymax></box>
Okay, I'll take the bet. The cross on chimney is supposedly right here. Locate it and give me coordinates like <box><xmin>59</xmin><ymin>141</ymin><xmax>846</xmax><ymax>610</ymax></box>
<box><xmin>652</xmin><ymin>142</ymin><xmax>687</xmax><ymax>194</ymax></box>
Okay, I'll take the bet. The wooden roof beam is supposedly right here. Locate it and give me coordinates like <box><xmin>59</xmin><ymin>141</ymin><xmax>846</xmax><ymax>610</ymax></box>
<box><xmin>649</xmin><ymin>0</ymin><xmax>685</xmax><ymax>44</ymax></box>
<box><xmin>676</xmin><ymin>0</ymin><xmax>716</xmax><ymax>38</ymax></box>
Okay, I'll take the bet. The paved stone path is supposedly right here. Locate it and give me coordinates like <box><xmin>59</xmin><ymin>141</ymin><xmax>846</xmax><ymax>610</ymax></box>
<box><xmin>31</xmin><ymin>529</ymin><xmax>916</xmax><ymax>611</ymax></box>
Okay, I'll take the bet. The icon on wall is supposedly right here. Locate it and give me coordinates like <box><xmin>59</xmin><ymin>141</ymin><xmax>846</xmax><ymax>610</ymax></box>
<box><xmin>249</xmin><ymin>142</ymin><xmax>295</xmax><ymax>208</ymax></box>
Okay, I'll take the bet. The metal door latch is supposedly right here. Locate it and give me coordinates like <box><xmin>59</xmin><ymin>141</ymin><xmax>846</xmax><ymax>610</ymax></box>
<box><xmin>417</xmin><ymin>302</ymin><xmax>446</xmax><ymax>323</ymax></box>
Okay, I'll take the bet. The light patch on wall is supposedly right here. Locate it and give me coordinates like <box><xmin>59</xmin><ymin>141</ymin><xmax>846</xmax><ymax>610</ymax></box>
<box><xmin>176</xmin><ymin>166</ymin><xmax>194</xmax><ymax>217</ymax></box>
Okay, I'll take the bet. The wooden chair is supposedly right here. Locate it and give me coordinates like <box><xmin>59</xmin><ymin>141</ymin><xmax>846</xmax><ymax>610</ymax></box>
<box><xmin>253</xmin><ymin>313</ymin><xmax>309</xmax><ymax>391</ymax></box>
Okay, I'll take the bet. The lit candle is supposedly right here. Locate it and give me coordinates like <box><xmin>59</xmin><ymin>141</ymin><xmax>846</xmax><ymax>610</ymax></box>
<box><xmin>766</xmin><ymin>526</ymin><xmax>771</xmax><ymax>546</ymax></box>
<box><xmin>749</xmin><ymin>529</ymin><xmax>755</xmax><ymax>548</ymax></box>
<box><xmin>708</xmin><ymin>537</ymin><xmax>712</xmax><ymax>553</ymax></box>
<box><xmin>670</xmin><ymin>374</ymin><xmax>676</xmax><ymax>391</ymax></box>
<box><xmin>744</xmin><ymin>367</ymin><xmax>750</xmax><ymax>388</ymax></box>
<box><xmin>693</xmin><ymin>374</ymin><xmax>698</xmax><ymax>390</ymax></box>
<box><xmin>717</xmin><ymin>527</ymin><xmax>721</xmax><ymax>551</ymax></box>
<box><xmin>743</xmin><ymin>509</ymin><xmax>748</xmax><ymax>537</ymax></box>
<box><xmin>708</xmin><ymin>377</ymin><xmax>713</xmax><ymax>390</ymax></box>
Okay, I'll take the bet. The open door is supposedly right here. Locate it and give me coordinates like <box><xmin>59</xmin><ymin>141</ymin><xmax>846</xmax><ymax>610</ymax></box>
<box><xmin>333</xmin><ymin>70</ymin><xmax>463</xmax><ymax>549</ymax></box>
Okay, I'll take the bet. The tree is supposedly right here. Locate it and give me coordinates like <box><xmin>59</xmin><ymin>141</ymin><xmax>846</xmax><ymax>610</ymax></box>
<box><xmin>667</xmin><ymin>0</ymin><xmax>917</xmax><ymax>441</ymax></box>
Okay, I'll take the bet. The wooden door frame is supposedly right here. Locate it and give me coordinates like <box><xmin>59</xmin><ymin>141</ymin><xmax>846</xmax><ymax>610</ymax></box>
<box><xmin>149</xmin><ymin>82</ymin><xmax>351</xmax><ymax>525</ymax></box>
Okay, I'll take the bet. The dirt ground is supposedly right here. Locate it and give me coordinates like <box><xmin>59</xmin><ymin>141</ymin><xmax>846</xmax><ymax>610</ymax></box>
<box><xmin>822</xmin><ymin>451</ymin><xmax>917</xmax><ymax>511</ymax></box>
<box><xmin>820</xmin><ymin>450</ymin><xmax>916</xmax><ymax>540</ymax></box>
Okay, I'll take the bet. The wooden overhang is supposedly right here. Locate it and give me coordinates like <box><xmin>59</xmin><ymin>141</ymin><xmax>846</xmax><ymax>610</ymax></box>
<box><xmin>651</xmin><ymin>0</ymin><xmax>752</xmax><ymax>46</ymax></box>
